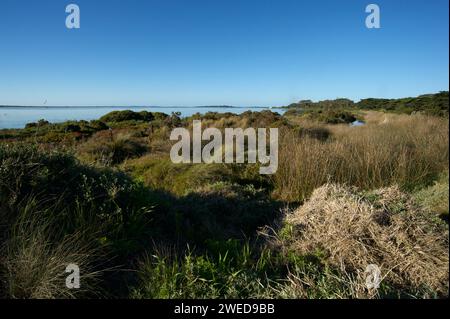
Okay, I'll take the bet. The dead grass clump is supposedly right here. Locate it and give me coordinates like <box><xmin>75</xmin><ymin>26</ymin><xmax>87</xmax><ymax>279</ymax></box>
<box><xmin>280</xmin><ymin>183</ymin><xmax>449</xmax><ymax>296</ymax></box>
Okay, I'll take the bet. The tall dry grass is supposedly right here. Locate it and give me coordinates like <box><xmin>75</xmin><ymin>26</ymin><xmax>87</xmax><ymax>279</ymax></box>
<box><xmin>274</xmin><ymin>114</ymin><xmax>449</xmax><ymax>202</ymax></box>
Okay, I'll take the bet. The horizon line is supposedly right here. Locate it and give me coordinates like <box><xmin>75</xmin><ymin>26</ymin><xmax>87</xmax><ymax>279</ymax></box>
<box><xmin>0</xmin><ymin>90</ymin><xmax>448</xmax><ymax>109</ymax></box>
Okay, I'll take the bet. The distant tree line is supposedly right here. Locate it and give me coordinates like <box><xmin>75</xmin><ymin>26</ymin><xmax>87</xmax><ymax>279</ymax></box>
<box><xmin>286</xmin><ymin>91</ymin><xmax>449</xmax><ymax>117</ymax></box>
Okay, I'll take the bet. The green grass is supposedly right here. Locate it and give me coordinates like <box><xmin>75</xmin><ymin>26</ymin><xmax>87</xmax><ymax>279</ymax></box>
<box><xmin>414</xmin><ymin>171</ymin><xmax>449</xmax><ymax>220</ymax></box>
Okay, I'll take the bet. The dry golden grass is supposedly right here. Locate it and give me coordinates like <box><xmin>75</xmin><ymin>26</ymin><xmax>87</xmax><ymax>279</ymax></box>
<box><xmin>274</xmin><ymin>113</ymin><xmax>449</xmax><ymax>202</ymax></box>
<box><xmin>275</xmin><ymin>183</ymin><xmax>449</xmax><ymax>297</ymax></box>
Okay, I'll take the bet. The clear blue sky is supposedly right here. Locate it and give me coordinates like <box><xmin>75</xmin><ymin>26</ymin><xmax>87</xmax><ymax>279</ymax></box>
<box><xmin>0</xmin><ymin>0</ymin><xmax>448</xmax><ymax>106</ymax></box>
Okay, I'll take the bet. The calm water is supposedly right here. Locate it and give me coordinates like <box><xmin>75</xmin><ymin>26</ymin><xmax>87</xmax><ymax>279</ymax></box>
<box><xmin>0</xmin><ymin>106</ymin><xmax>285</xmax><ymax>129</ymax></box>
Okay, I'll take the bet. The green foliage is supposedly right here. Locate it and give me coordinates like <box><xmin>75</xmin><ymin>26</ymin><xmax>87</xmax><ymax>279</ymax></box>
<box><xmin>125</xmin><ymin>157</ymin><xmax>221</xmax><ymax>194</ymax></box>
<box><xmin>25</xmin><ymin>119</ymin><xmax>50</xmax><ymax>129</ymax></box>
<box><xmin>0</xmin><ymin>144</ymin><xmax>153</xmax><ymax>248</ymax></box>
<box><xmin>131</xmin><ymin>242</ymin><xmax>275</xmax><ymax>299</ymax></box>
<box><xmin>188</xmin><ymin>111</ymin><xmax>238</xmax><ymax>121</ymax></box>
<box><xmin>6</xmin><ymin>119</ymin><xmax>110</xmax><ymax>144</ymax></box>
<box><xmin>414</xmin><ymin>171</ymin><xmax>449</xmax><ymax>220</ymax></box>
<box><xmin>301</xmin><ymin>109</ymin><xmax>359</xmax><ymax>124</ymax></box>
<box><xmin>287</xmin><ymin>98</ymin><xmax>355</xmax><ymax>109</ymax></box>
<box><xmin>78</xmin><ymin>133</ymin><xmax>148</xmax><ymax>165</ymax></box>
<box><xmin>100</xmin><ymin>110</ymin><xmax>156</xmax><ymax>123</ymax></box>
<box><xmin>357</xmin><ymin>91</ymin><xmax>449</xmax><ymax>117</ymax></box>
<box><xmin>123</xmin><ymin>156</ymin><xmax>280</xmax><ymax>243</ymax></box>
<box><xmin>130</xmin><ymin>240</ymin><xmax>408</xmax><ymax>299</ymax></box>
<box><xmin>286</xmin><ymin>92</ymin><xmax>449</xmax><ymax>117</ymax></box>
<box><xmin>88</xmin><ymin>120</ymin><xmax>109</xmax><ymax>131</ymax></box>
<box><xmin>0</xmin><ymin>105</ymin><xmax>448</xmax><ymax>299</ymax></box>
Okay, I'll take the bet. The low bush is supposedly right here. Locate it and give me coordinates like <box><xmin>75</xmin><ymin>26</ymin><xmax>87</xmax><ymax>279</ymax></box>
<box><xmin>0</xmin><ymin>144</ymin><xmax>153</xmax><ymax>244</ymax></box>
<box><xmin>301</xmin><ymin>109</ymin><xmax>359</xmax><ymax>124</ymax></box>
<box><xmin>99</xmin><ymin>110</ymin><xmax>155</xmax><ymax>123</ymax></box>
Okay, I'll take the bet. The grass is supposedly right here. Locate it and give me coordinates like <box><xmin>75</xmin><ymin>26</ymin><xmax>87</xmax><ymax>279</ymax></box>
<box><xmin>0</xmin><ymin>108</ymin><xmax>448</xmax><ymax>299</ymax></box>
<box><xmin>270</xmin><ymin>183</ymin><xmax>449</xmax><ymax>298</ymax></box>
<box><xmin>0</xmin><ymin>198</ymin><xmax>103</xmax><ymax>298</ymax></box>
<box><xmin>130</xmin><ymin>243</ymin><xmax>274</xmax><ymax>299</ymax></box>
<box><xmin>274</xmin><ymin>113</ymin><xmax>448</xmax><ymax>202</ymax></box>
<box><xmin>414</xmin><ymin>171</ymin><xmax>449</xmax><ymax>220</ymax></box>
<box><xmin>77</xmin><ymin>131</ymin><xmax>148</xmax><ymax>165</ymax></box>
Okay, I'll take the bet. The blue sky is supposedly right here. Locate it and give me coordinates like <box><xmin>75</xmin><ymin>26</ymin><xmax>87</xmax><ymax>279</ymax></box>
<box><xmin>0</xmin><ymin>0</ymin><xmax>448</xmax><ymax>106</ymax></box>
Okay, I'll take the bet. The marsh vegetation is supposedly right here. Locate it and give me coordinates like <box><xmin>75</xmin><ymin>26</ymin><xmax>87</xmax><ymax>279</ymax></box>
<box><xmin>0</xmin><ymin>99</ymin><xmax>448</xmax><ymax>299</ymax></box>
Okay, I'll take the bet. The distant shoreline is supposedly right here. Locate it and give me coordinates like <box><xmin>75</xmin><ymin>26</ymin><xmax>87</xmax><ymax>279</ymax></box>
<box><xmin>0</xmin><ymin>105</ymin><xmax>282</xmax><ymax>109</ymax></box>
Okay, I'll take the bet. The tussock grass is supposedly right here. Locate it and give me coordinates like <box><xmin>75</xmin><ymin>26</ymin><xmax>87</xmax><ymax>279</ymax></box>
<box><xmin>0</xmin><ymin>199</ymin><xmax>103</xmax><ymax>299</ymax></box>
<box><xmin>271</xmin><ymin>183</ymin><xmax>449</xmax><ymax>298</ymax></box>
<box><xmin>77</xmin><ymin>131</ymin><xmax>148</xmax><ymax>165</ymax></box>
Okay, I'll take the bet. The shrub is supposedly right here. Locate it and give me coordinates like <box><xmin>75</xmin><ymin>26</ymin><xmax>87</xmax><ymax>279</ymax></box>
<box><xmin>62</xmin><ymin>123</ymin><xmax>81</xmax><ymax>132</ymax></box>
<box><xmin>24</xmin><ymin>119</ymin><xmax>50</xmax><ymax>129</ymax></box>
<box><xmin>302</xmin><ymin>109</ymin><xmax>358</xmax><ymax>124</ymax></box>
<box><xmin>99</xmin><ymin>110</ymin><xmax>155</xmax><ymax>123</ymax></box>
<box><xmin>89</xmin><ymin>120</ymin><xmax>109</xmax><ymax>131</ymax></box>
<box><xmin>0</xmin><ymin>144</ymin><xmax>152</xmax><ymax>236</ymax></box>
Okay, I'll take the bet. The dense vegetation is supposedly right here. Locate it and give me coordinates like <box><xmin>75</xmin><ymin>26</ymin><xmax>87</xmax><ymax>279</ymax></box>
<box><xmin>0</xmin><ymin>105</ymin><xmax>448</xmax><ymax>299</ymax></box>
<box><xmin>286</xmin><ymin>91</ymin><xmax>449</xmax><ymax>117</ymax></box>
<box><xmin>357</xmin><ymin>91</ymin><xmax>449</xmax><ymax>117</ymax></box>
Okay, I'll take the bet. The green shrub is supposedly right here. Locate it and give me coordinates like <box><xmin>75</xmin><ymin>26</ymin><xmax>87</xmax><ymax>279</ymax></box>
<box><xmin>357</xmin><ymin>91</ymin><xmax>449</xmax><ymax>117</ymax></box>
<box><xmin>89</xmin><ymin>120</ymin><xmax>109</xmax><ymax>131</ymax></box>
<box><xmin>99</xmin><ymin>110</ymin><xmax>155</xmax><ymax>123</ymax></box>
<box><xmin>24</xmin><ymin>119</ymin><xmax>50</xmax><ymax>129</ymax></box>
<box><xmin>0</xmin><ymin>144</ymin><xmax>152</xmax><ymax>237</ymax></box>
<box><xmin>302</xmin><ymin>109</ymin><xmax>358</xmax><ymax>124</ymax></box>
